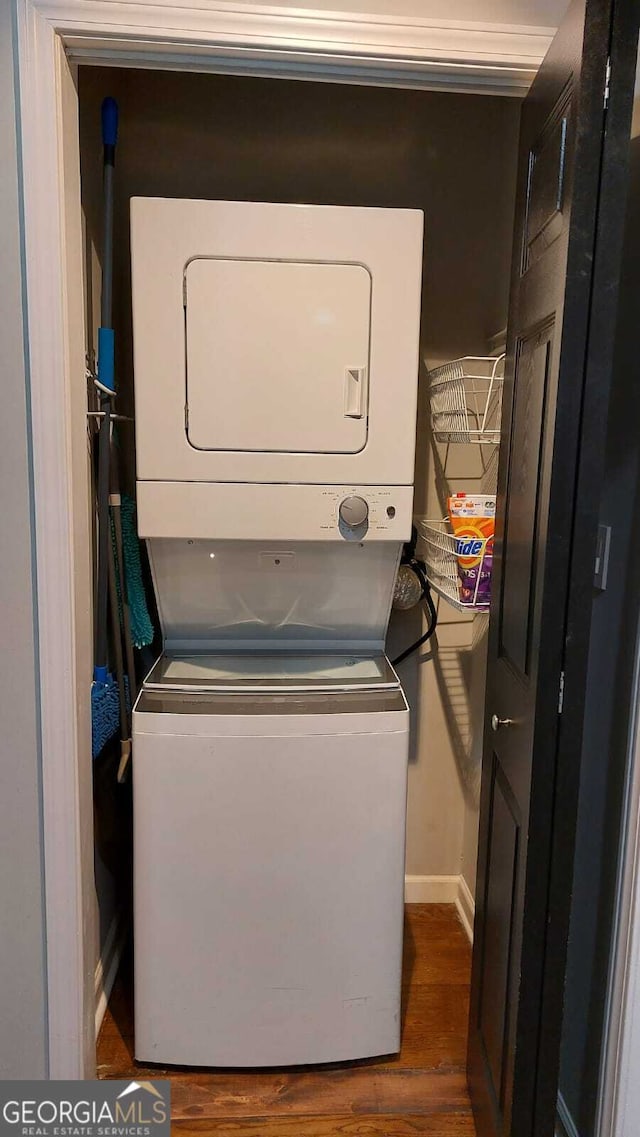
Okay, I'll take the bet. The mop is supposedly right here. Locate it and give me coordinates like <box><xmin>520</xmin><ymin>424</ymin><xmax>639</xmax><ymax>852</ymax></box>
<box><xmin>110</xmin><ymin>488</ymin><xmax>155</xmax><ymax>650</ymax></box>
<box><xmin>109</xmin><ymin>429</ymin><xmax>137</xmax><ymax>782</ymax></box>
<box><xmin>121</xmin><ymin>495</ymin><xmax>154</xmax><ymax>648</ymax></box>
<box><xmin>91</xmin><ymin>96</ymin><xmax>120</xmax><ymax>759</ymax></box>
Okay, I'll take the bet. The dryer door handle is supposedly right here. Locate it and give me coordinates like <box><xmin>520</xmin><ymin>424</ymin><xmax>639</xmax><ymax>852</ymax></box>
<box><xmin>344</xmin><ymin>366</ymin><xmax>366</xmax><ymax>418</ymax></box>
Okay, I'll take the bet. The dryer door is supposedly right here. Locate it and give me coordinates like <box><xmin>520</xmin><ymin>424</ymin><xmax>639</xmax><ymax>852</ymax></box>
<box><xmin>131</xmin><ymin>199</ymin><xmax>423</xmax><ymax>486</ymax></box>
<box><xmin>185</xmin><ymin>258</ymin><xmax>370</xmax><ymax>455</ymax></box>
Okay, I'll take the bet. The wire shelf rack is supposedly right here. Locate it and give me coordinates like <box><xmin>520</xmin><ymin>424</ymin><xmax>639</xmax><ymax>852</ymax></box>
<box><xmin>428</xmin><ymin>354</ymin><xmax>505</xmax><ymax>445</ymax></box>
<box><xmin>418</xmin><ymin>519</ymin><xmax>491</xmax><ymax>614</ymax></box>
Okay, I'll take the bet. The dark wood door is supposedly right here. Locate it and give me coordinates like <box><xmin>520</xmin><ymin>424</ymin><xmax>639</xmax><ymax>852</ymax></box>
<box><xmin>468</xmin><ymin>2</ymin><xmax>639</xmax><ymax>1135</ymax></box>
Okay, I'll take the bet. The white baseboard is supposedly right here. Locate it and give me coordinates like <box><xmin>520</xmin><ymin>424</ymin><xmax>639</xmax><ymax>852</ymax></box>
<box><xmin>455</xmin><ymin>875</ymin><xmax>475</xmax><ymax>944</ymax></box>
<box><xmin>94</xmin><ymin>914</ymin><xmax>126</xmax><ymax>1037</ymax></box>
<box><xmin>405</xmin><ymin>873</ymin><xmax>475</xmax><ymax>945</ymax></box>
<box><xmin>405</xmin><ymin>874</ymin><xmax>460</xmax><ymax>903</ymax></box>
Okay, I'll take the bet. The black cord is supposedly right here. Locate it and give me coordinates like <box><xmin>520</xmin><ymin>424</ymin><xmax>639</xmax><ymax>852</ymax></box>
<box><xmin>391</xmin><ymin>561</ymin><xmax>438</xmax><ymax>667</ymax></box>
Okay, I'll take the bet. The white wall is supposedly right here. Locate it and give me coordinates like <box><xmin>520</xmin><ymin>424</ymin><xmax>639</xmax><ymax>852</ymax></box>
<box><xmin>0</xmin><ymin>0</ymin><xmax>48</xmax><ymax>1079</ymax></box>
<box><xmin>400</xmin><ymin>391</ymin><xmax>500</xmax><ymax>891</ymax></box>
<box><xmin>232</xmin><ymin>0</ymin><xmax>567</xmax><ymax>27</ymax></box>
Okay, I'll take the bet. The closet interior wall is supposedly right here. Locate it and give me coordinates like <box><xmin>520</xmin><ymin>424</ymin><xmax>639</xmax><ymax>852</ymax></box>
<box><xmin>79</xmin><ymin>65</ymin><xmax>520</xmax><ymax>957</ymax></box>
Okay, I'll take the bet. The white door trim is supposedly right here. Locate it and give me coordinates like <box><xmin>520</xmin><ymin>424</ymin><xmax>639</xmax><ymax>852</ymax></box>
<box><xmin>28</xmin><ymin>0</ymin><xmax>553</xmax><ymax>94</ymax></box>
<box><xmin>15</xmin><ymin>2</ymin><xmax>95</xmax><ymax>1078</ymax></box>
<box><xmin>13</xmin><ymin>0</ymin><xmax>552</xmax><ymax>1080</ymax></box>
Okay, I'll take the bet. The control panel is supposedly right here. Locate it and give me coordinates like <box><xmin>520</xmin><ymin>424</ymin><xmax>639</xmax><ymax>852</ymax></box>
<box><xmin>321</xmin><ymin>487</ymin><xmax>404</xmax><ymax>541</ymax></box>
<box><xmin>137</xmin><ymin>482</ymin><xmax>413</xmax><ymax>541</ymax></box>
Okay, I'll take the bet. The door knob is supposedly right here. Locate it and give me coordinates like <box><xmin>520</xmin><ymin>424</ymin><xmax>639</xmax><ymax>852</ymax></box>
<box><xmin>491</xmin><ymin>714</ymin><xmax>514</xmax><ymax>732</ymax></box>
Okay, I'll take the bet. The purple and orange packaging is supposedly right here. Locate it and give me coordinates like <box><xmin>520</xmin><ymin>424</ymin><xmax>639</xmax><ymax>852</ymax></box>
<box><xmin>447</xmin><ymin>494</ymin><xmax>496</xmax><ymax>606</ymax></box>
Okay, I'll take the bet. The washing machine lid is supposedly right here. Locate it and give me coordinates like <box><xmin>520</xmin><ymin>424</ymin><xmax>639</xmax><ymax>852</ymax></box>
<box><xmin>143</xmin><ymin>651</ymin><xmax>400</xmax><ymax>694</ymax></box>
<box><xmin>147</xmin><ymin>537</ymin><xmax>402</xmax><ymax>654</ymax></box>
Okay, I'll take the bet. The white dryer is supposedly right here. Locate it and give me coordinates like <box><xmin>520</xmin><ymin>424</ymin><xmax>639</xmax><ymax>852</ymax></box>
<box><xmin>131</xmin><ymin>198</ymin><xmax>423</xmax><ymax>496</ymax></box>
<box><xmin>130</xmin><ymin>197</ymin><xmax>424</xmax><ymax>1066</ymax></box>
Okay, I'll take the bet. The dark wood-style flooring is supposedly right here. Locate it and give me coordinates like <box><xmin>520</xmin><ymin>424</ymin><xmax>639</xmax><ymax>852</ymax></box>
<box><xmin>97</xmin><ymin>904</ymin><xmax>476</xmax><ymax>1135</ymax></box>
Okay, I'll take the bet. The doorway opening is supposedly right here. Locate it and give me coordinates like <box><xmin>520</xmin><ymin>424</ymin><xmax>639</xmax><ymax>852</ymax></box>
<box><xmin>82</xmin><ymin>63</ymin><xmax>518</xmax><ymax>1131</ymax></box>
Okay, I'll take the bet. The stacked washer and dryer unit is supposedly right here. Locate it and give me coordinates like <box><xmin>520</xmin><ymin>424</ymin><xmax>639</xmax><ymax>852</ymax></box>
<box><xmin>130</xmin><ymin>198</ymin><xmax>424</xmax><ymax>1067</ymax></box>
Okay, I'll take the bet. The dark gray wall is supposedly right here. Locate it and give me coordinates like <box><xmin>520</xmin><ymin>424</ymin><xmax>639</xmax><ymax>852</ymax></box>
<box><xmin>78</xmin><ymin>67</ymin><xmax>520</xmax><ymax>497</ymax></box>
<box><xmin>77</xmin><ymin>65</ymin><xmax>519</xmax><ymax>880</ymax></box>
<box><xmin>0</xmin><ymin>1</ymin><xmax>48</xmax><ymax>1079</ymax></box>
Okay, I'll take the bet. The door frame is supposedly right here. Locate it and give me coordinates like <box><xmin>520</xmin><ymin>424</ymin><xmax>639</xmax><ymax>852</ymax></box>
<box><xmin>11</xmin><ymin>0</ymin><xmax>558</xmax><ymax>1082</ymax></box>
<box><xmin>598</xmin><ymin>629</ymin><xmax>640</xmax><ymax>1137</ymax></box>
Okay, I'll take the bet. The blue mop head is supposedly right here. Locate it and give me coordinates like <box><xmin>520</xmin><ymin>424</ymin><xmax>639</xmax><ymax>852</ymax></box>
<box><xmin>120</xmin><ymin>495</ymin><xmax>155</xmax><ymax>649</ymax></box>
<box><xmin>91</xmin><ymin>669</ymin><xmax>120</xmax><ymax>759</ymax></box>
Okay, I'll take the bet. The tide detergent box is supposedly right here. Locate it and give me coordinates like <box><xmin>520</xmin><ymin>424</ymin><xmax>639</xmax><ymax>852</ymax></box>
<box><xmin>447</xmin><ymin>494</ymin><xmax>496</xmax><ymax>606</ymax></box>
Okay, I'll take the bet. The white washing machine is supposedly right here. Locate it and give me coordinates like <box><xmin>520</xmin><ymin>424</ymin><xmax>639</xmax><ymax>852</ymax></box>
<box><xmin>134</xmin><ymin>653</ymin><xmax>408</xmax><ymax>1066</ymax></box>
<box><xmin>130</xmin><ymin>197</ymin><xmax>423</xmax><ymax>1066</ymax></box>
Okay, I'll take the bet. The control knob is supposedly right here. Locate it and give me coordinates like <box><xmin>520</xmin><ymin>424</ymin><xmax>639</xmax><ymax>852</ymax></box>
<box><xmin>339</xmin><ymin>495</ymin><xmax>369</xmax><ymax>529</ymax></box>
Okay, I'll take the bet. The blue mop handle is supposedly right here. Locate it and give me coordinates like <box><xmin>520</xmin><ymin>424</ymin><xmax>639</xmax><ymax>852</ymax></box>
<box><xmin>97</xmin><ymin>98</ymin><xmax>118</xmax><ymax>397</ymax></box>
<box><xmin>102</xmin><ymin>96</ymin><xmax>118</xmax><ymax>150</ymax></box>
<box><xmin>95</xmin><ymin>98</ymin><xmax>119</xmax><ymax>679</ymax></box>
